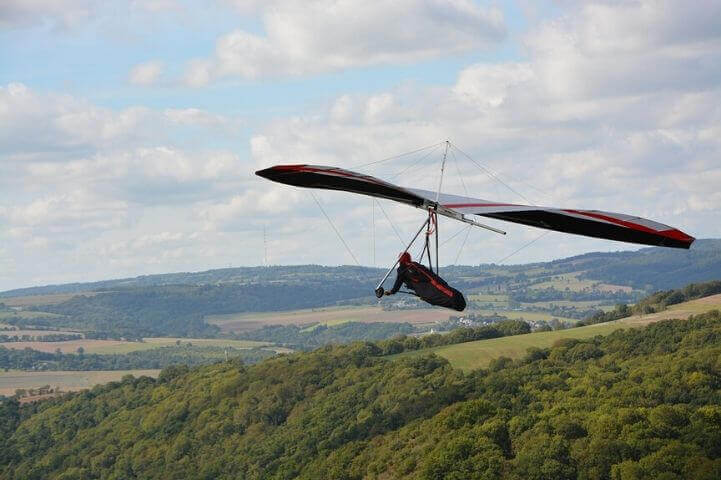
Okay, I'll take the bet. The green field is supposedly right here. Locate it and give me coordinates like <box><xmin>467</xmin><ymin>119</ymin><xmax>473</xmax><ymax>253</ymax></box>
<box><xmin>467</xmin><ymin>294</ymin><xmax>509</xmax><ymax>305</ymax></box>
<box><xmin>85</xmin><ymin>337</ymin><xmax>270</xmax><ymax>354</ymax></box>
<box><xmin>520</xmin><ymin>299</ymin><xmax>608</xmax><ymax>309</ymax></box>
<box><xmin>392</xmin><ymin>322</ymin><xmax>623</xmax><ymax>371</ymax></box>
<box><xmin>529</xmin><ymin>272</ymin><xmax>632</xmax><ymax>293</ymax></box>
<box><xmin>393</xmin><ymin>295</ymin><xmax>721</xmax><ymax>371</ymax></box>
<box><xmin>471</xmin><ymin>309</ymin><xmax>577</xmax><ymax>323</ymax></box>
<box><xmin>0</xmin><ymin>370</ymin><xmax>161</xmax><ymax>396</ymax></box>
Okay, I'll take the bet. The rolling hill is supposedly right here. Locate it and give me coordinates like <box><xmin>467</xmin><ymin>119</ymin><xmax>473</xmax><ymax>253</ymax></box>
<box><xmin>2</xmin><ymin>310</ymin><xmax>720</xmax><ymax>479</ymax></box>
<box><xmin>393</xmin><ymin>293</ymin><xmax>721</xmax><ymax>371</ymax></box>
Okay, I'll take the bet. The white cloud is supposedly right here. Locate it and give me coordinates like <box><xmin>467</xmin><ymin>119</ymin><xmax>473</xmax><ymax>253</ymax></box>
<box><xmin>3</xmin><ymin>0</ymin><xmax>721</xmax><ymax>290</ymax></box>
<box><xmin>185</xmin><ymin>0</ymin><xmax>505</xmax><ymax>84</ymax></box>
<box><xmin>128</xmin><ymin>60</ymin><xmax>165</xmax><ymax>86</ymax></box>
<box><xmin>0</xmin><ymin>83</ymin><xmax>252</xmax><ymax>289</ymax></box>
<box><xmin>0</xmin><ymin>0</ymin><xmax>98</xmax><ymax>30</ymax></box>
<box><xmin>244</xmin><ymin>0</ymin><xmax>721</xmax><ymax>268</ymax></box>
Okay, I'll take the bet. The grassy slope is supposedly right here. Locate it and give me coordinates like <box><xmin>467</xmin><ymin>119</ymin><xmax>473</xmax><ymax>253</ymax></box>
<box><xmin>394</xmin><ymin>294</ymin><xmax>721</xmax><ymax>371</ymax></box>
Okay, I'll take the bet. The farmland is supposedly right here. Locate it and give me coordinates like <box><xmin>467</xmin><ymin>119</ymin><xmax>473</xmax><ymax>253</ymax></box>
<box><xmin>0</xmin><ymin>337</ymin><xmax>272</xmax><ymax>354</ymax></box>
<box><xmin>207</xmin><ymin>306</ymin><xmax>455</xmax><ymax>333</ymax></box>
<box><xmin>1</xmin><ymin>292</ymin><xmax>101</xmax><ymax>307</ymax></box>
<box><xmin>0</xmin><ymin>369</ymin><xmax>160</xmax><ymax>397</ymax></box>
<box><xmin>528</xmin><ymin>272</ymin><xmax>634</xmax><ymax>293</ymax></box>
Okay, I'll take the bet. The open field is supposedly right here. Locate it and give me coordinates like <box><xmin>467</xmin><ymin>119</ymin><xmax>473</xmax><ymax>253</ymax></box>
<box><xmin>0</xmin><ymin>337</ymin><xmax>270</xmax><ymax>354</ymax></box>
<box><xmin>393</xmin><ymin>294</ymin><xmax>721</xmax><ymax>371</ymax></box>
<box><xmin>529</xmin><ymin>273</ymin><xmax>633</xmax><ymax>293</ymax></box>
<box><xmin>207</xmin><ymin>306</ymin><xmax>455</xmax><ymax>332</ymax></box>
<box><xmin>88</xmin><ymin>337</ymin><xmax>270</xmax><ymax>354</ymax></box>
<box><xmin>468</xmin><ymin>294</ymin><xmax>509</xmax><ymax>307</ymax></box>
<box><xmin>0</xmin><ymin>292</ymin><xmax>101</xmax><ymax>307</ymax></box>
<box><xmin>520</xmin><ymin>300</ymin><xmax>609</xmax><ymax>309</ymax></box>
<box><xmin>0</xmin><ymin>370</ymin><xmax>160</xmax><ymax>396</ymax></box>
<box><xmin>472</xmin><ymin>309</ymin><xmax>577</xmax><ymax>323</ymax></box>
<box><xmin>621</xmin><ymin>293</ymin><xmax>721</xmax><ymax>326</ymax></box>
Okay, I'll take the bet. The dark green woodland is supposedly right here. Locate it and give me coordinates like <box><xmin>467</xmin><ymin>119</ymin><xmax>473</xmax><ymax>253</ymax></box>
<box><xmin>2</xmin><ymin>310</ymin><xmax>720</xmax><ymax>479</ymax></box>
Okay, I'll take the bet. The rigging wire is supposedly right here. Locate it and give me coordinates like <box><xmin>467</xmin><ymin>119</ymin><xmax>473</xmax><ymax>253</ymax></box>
<box><xmin>387</xmin><ymin>144</ymin><xmax>442</xmax><ymax>180</ymax></box>
<box><xmin>309</xmin><ymin>192</ymin><xmax>361</xmax><ymax>266</ymax></box>
<box><xmin>450</xmin><ymin>143</ymin><xmax>536</xmax><ymax>206</ymax></box>
<box><xmin>351</xmin><ymin>141</ymin><xmax>444</xmax><ymax>169</ymax></box>
<box><xmin>494</xmin><ymin>231</ymin><xmax>551</xmax><ymax>265</ymax></box>
<box><xmin>454</xmin><ymin>224</ymin><xmax>473</xmax><ymax>265</ymax></box>
<box><xmin>399</xmin><ymin>151</ymin><xmax>447</xmax><ymax>188</ymax></box>
<box><xmin>439</xmin><ymin>223</ymin><xmax>472</xmax><ymax>247</ymax></box>
<box><xmin>450</xmin><ymin>148</ymin><xmax>469</xmax><ymax>196</ymax></box>
<box><xmin>374</xmin><ymin>199</ymin><xmax>406</xmax><ymax>246</ymax></box>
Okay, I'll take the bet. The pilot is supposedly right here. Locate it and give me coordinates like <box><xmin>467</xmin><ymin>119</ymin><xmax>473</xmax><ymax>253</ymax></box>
<box><xmin>380</xmin><ymin>252</ymin><xmax>466</xmax><ymax>311</ymax></box>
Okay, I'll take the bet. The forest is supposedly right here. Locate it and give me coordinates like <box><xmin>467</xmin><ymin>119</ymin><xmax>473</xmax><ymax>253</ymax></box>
<box><xmin>1</xmin><ymin>310</ymin><xmax>719</xmax><ymax>479</ymax></box>
<box><xmin>0</xmin><ymin>345</ymin><xmax>275</xmax><ymax>371</ymax></box>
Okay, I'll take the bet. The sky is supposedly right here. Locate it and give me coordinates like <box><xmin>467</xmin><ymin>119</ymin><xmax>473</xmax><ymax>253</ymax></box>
<box><xmin>1</xmin><ymin>0</ymin><xmax>720</xmax><ymax>291</ymax></box>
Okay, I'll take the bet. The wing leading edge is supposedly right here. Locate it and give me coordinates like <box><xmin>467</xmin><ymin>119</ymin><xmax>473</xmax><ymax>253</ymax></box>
<box><xmin>256</xmin><ymin>164</ymin><xmax>695</xmax><ymax>249</ymax></box>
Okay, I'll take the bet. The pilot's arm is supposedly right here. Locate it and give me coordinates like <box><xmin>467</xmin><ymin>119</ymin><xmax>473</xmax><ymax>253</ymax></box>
<box><xmin>386</xmin><ymin>267</ymin><xmax>406</xmax><ymax>295</ymax></box>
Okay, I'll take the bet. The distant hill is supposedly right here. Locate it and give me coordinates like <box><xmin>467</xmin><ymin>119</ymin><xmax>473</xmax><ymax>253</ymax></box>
<box><xmin>2</xmin><ymin>239</ymin><xmax>719</xmax><ymax>298</ymax></box>
<box><xmin>0</xmin><ymin>240</ymin><xmax>718</xmax><ymax>339</ymax></box>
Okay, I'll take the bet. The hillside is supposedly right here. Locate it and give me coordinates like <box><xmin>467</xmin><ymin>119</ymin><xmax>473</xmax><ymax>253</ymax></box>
<box><xmin>393</xmin><ymin>293</ymin><xmax>721</xmax><ymax>371</ymax></box>
<box><xmin>2</xmin><ymin>239</ymin><xmax>719</xmax><ymax>298</ymax></box>
<box><xmin>0</xmin><ymin>240</ymin><xmax>717</xmax><ymax>340</ymax></box>
<box><xmin>2</xmin><ymin>311</ymin><xmax>720</xmax><ymax>479</ymax></box>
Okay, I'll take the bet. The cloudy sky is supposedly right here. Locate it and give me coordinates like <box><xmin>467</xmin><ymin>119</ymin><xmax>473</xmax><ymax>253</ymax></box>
<box><xmin>1</xmin><ymin>0</ymin><xmax>720</xmax><ymax>291</ymax></box>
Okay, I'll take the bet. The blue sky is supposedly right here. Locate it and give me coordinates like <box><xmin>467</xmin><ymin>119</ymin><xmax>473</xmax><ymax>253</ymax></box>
<box><xmin>1</xmin><ymin>0</ymin><xmax>720</xmax><ymax>290</ymax></box>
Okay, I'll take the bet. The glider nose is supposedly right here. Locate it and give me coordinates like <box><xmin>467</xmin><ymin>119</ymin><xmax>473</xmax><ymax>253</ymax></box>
<box><xmin>255</xmin><ymin>164</ymin><xmax>307</xmax><ymax>181</ymax></box>
<box><xmin>255</xmin><ymin>167</ymin><xmax>274</xmax><ymax>180</ymax></box>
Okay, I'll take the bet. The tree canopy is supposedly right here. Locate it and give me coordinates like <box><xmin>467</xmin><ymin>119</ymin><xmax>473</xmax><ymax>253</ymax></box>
<box><xmin>1</xmin><ymin>310</ymin><xmax>720</xmax><ymax>479</ymax></box>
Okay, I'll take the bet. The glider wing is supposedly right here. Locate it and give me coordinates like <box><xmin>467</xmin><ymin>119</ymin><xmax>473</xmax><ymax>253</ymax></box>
<box><xmin>256</xmin><ymin>164</ymin><xmax>695</xmax><ymax>249</ymax></box>
<box><xmin>409</xmin><ymin>188</ymin><xmax>695</xmax><ymax>249</ymax></box>
<box><xmin>255</xmin><ymin>164</ymin><xmax>427</xmax><ymax>206</ymax></box>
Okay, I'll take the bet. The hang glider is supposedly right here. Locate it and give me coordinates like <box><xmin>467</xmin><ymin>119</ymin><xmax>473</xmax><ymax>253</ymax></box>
<box><xmin>255</xmin><ymin>164</ymin><xmax>695</xmax><ymax>249</ymax></box>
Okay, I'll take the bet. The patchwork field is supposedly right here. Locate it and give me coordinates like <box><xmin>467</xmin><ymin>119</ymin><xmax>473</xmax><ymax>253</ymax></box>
<box><xmin>529</xmin><ymin>273</ymin><xmax>633</xmax><ymax>293</ymax></box>
<box><xmin>0</xmin><ymin>292</ymin><xmax>100</xmax><ymax>307</ymax></box>
<box><xmin>0</xmin><ymin>337</ymin><xmax>271</xmax><ymax>354</ymax></box>
<box><xmin>207</xmin><ymin>306</ymin><xmax>455</xmax><ymax>332</ymax></box>
<box><xmin>472</xmin><ymin>309</ymin><xmax>577</xmax><ymax>323</ymax></box>
<box><xmin>0</xmin><ymin>370</ymin><xmax>161</xmax><ymax>396</ymax></box>
<box><xmin>393</xmin><ymin>294</ymin><xmax>721</xmax><ymax>371</ymax></box>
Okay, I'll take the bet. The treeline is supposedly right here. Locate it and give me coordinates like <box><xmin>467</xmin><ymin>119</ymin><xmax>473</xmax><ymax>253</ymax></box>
<box><xmin>236</xmin><ymin>321</ymin><xmax>415</xmax><ymax>350</ymax></box>
<box><xmin>13</xmin><ymin>280</ymin><xmax>381</xmax><ymax>338</ymax></box>
<box><xmin>0</xmin><ymin>345</ymin><xmax>275</xmax><ymax>371</ymax></box>
<box><xmin>580</xmin><ymin>279</ymin><xmax>721</xmax><ymax>325</ymax></box>
<box><xmin>377</xmin><ymin>319</ymin><xmax>531</xmax><ymax>356</ymax></box>
<box><xmin>1</xmin><ymin>311</ymin><xmax>720</xmax><ymax>479</ymax></box>
<box><xmin>0</xmin><ymin>333</ymin><xmax>82</xmax><ymax>343</ymax></box>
